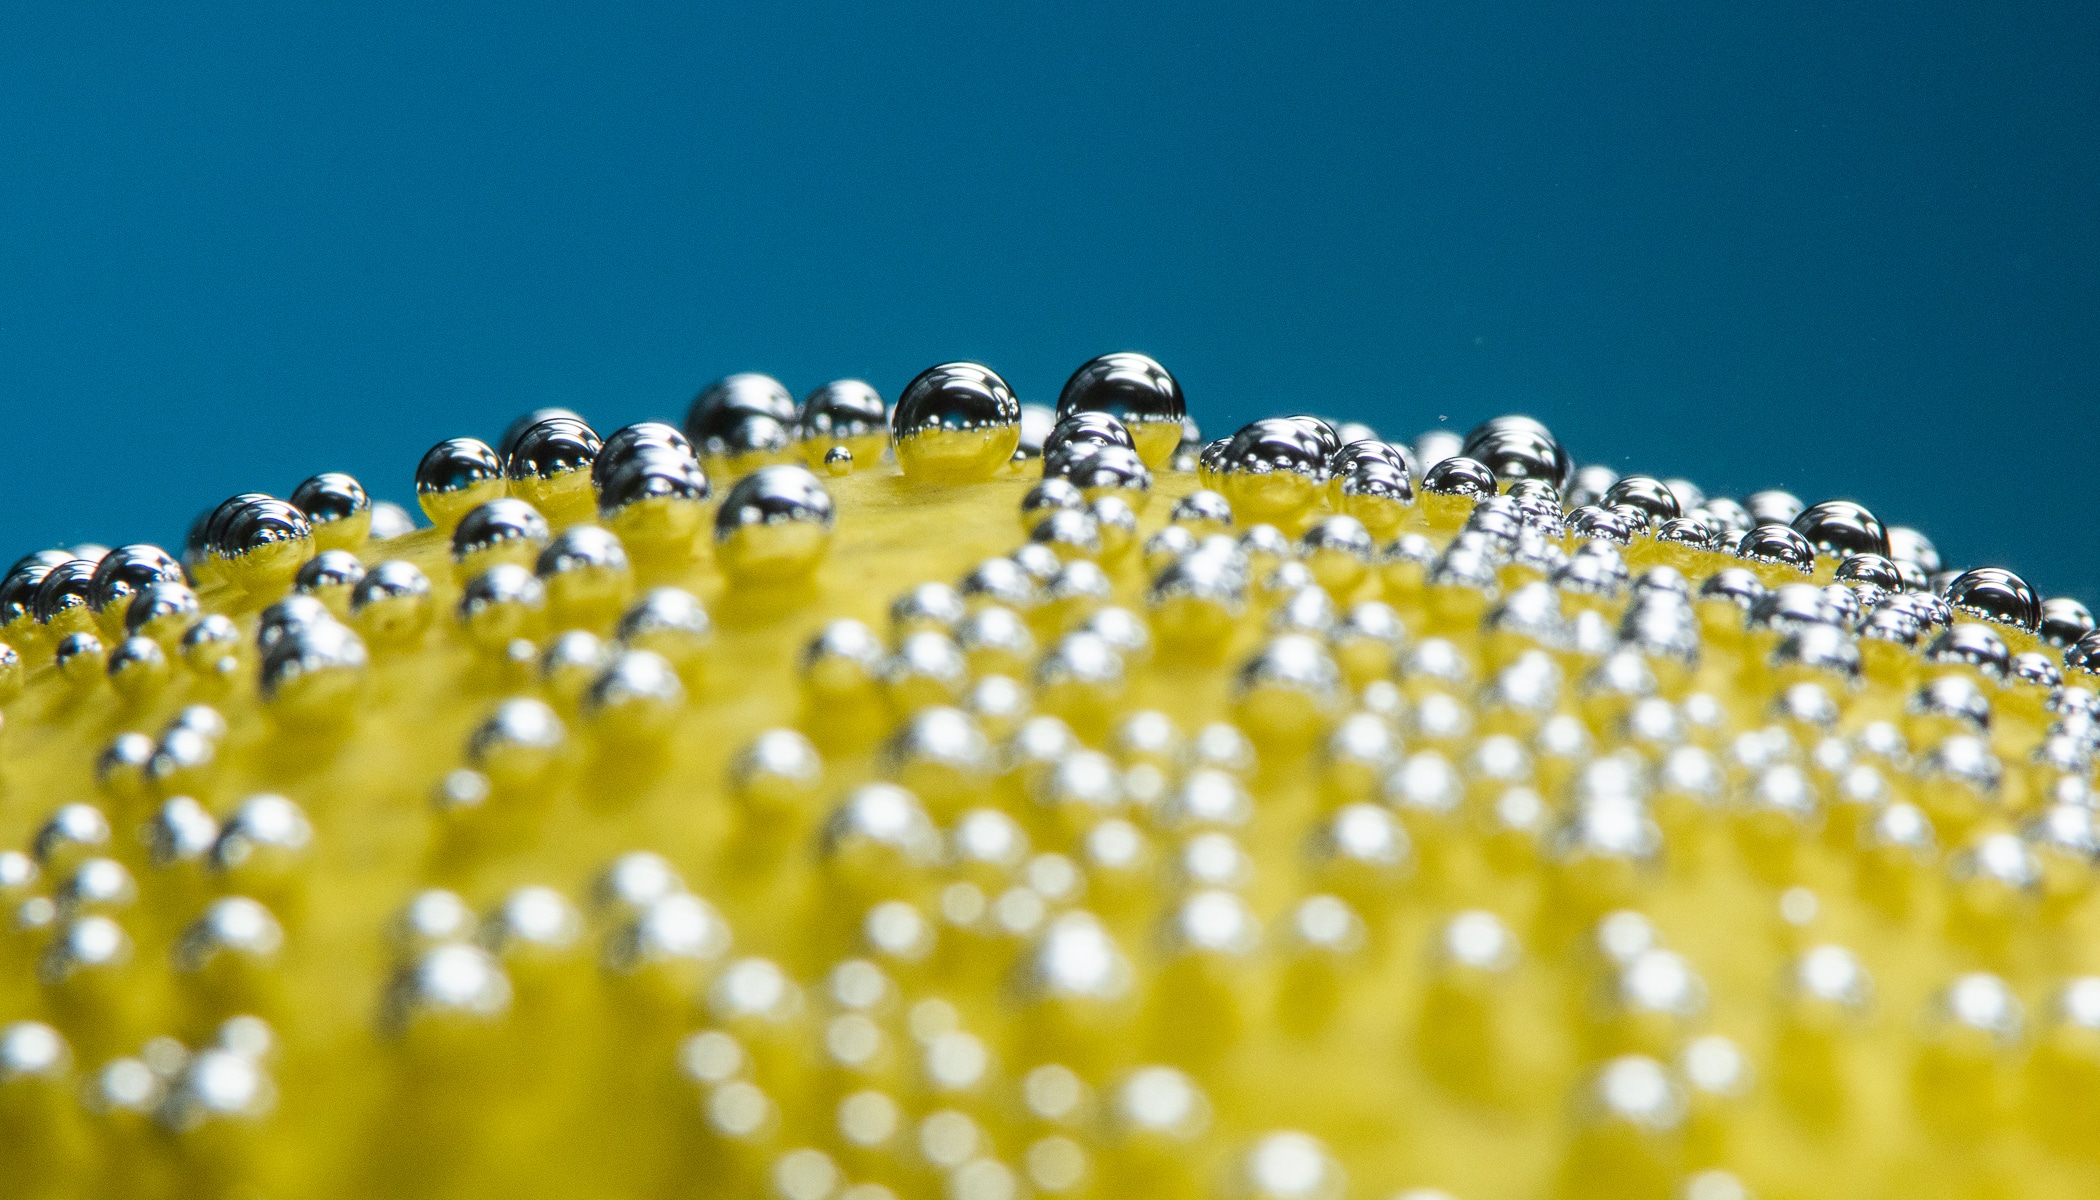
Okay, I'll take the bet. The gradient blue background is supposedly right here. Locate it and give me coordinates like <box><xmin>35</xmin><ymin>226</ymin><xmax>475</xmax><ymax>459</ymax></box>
<box><xmin>4</xmin><ymin>3</ymin><xmax>2095</xmax><ymax>600</ymax></box>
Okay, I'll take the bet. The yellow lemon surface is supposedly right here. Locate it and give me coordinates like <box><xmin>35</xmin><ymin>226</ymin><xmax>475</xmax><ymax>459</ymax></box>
<box><xmin>0</xmin><ymin>448</ymin><xmax>2094</xmax><ymax>1200</ymax></box>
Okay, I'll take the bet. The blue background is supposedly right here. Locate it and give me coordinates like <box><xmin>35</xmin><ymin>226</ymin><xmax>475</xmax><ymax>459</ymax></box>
<box><xmin>3</xmin><ymin>3</ymin><xmax>2095</xmax><ymax>600</ymax></box>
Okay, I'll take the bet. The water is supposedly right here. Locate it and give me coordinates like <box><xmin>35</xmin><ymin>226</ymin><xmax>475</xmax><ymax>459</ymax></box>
<box><xmin>0</xmin><ymin>1</ymin><xmax>2093</xmax><ymax>601</ymax></box>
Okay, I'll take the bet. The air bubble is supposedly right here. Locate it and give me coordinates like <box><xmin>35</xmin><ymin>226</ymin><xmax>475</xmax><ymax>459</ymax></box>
<box><xmin>288</xmin><ymin>472</ymin><xmax>373</xmax><ymax>551</ymax></box>
<box><xmin>1057</xmin><ymin>352</ymin><xmax>1186</xmax><ymax>467</ymax></box>
<box><xmin>1792</xmin><ymin>500</ymin><xmax>1888</xmax><ymax>559</ymax></box>
<box><xmin>1420</xmin><ymin>456</ymin><xmax>1498</xmax><ymax>502</ymax></box>
<box><xmin>452</xmin><ymin>498</ymin><xmax>552</xmax><ymax>577</ymax></box>
<box><xmin>2040</xmin><ymin>598</ymin><xmax>2096</xmax><ymax>648</ymax></box>
<box><xmin>1042</xmin><ymin>411</ymin><xmax>1135</xmax><ymax>462</ymax></box>
<box><xmin>1736</xmin><ymin>524</ymin><xmax>1815</xmax><ymax>573</ymax></box>
<box><xmin>892</xmin><ymin>362</ymin><xmax>1023</xmax><ymax>483</ymax></box>
<box><xmin>1462</xmin><ymin>416</ymin><xmax>1571</xmax><ymax>489</ymax></box>
<box><xmin>85</xmin><ymin>546</ymin><xmax>185</xmax><ymax>639</ymax></box>
<box><xmin>415</xmin><ymin>437</ymin><xmax>507</xmax><ymax>530</ymax></box>
<box><xmin>1943</xmin><ymin>567</ymin><xmax>2040</xmax><ymax>632</ymax></box>
<box><xmin>1214</xmin><ymin>418</ymin><xmax>1333</xmax><ymax>522</ymax></box>
<box><xmin>1602</xmin><ymin>476</ymin><xmax>1681</xmax><ymax>524</ymax></box>
<box><xmin>505</xmin><ymin>416</ymin><xmax>603</xmax><ymax>519</ymax></box>
<box><xmin>685</xmin><ymin>373</ymin><xmax>798</xmax><ymax>475</ymax></box>
<box><xmin>349</xmin><ymin>560</ymin><xmax>435</xmax><ymax>649</ymax></box>
<box><xmin>714</xmin><ymin>465</ymin><xmax>835</xmax><ymax>585</ymax></box>
<box><xmin>798</xmin><ymin>379</ymin><xmax>890</xmax><ymax>465</ymax></box>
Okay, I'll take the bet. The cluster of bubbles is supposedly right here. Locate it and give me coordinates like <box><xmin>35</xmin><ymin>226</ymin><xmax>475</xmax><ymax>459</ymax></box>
<box><xmin>1173</xmin><ymin>411</ymin><xmax>2096</xmax><ymax>675</ymax></box>
<box><xmin>892</xmin><ymin>353</ymin><xmax>1190</xmax><ymax>486</ymax></box>
<box><xmin>4</xmin><ymin>704</ymin><xmax>313</xmax><ymax>1010</ymax></box>
<box><xmin>0</xmin><ymin>708</ymin><xmax>302</xmax><ymax>1138</ymax></box>
<box><xmin>6</xmin><ymin>353</ymin><xmax>2100</xmax><ymax>1198</ymax></box>
<box><xmin>417</xmin><ymin>399</ymin><xmax>839</xmax><ymax>583</ymax></box>
<box><xmin>0</xmin><ymin>386</ymin><xmax>873</xmax><ymax>724</ymax></box>
<box><xmin>2</xmin><ymin>1014</ymin><xmax>282</xmax><ymax>1135</ymax></box>
<box><xmin>477</xmin><ymin>400</ymin><xmax>2099</xmax><ymax>1198</ymax></box>
<box><xmin>5</xmin><ymin>352</ymin><xmax>2088</xmax><ymax>713</ymax></box>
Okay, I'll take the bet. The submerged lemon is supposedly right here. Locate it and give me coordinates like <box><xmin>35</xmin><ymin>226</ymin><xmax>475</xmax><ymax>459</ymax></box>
<box><xmin>1</xmin><ymin>360</ymin><xmax>2098</xmax><ymax>1200</ymax></box>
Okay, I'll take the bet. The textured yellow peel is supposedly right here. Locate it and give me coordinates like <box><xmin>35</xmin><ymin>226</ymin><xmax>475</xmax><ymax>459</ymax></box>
<box><xmin>0</xmin><ymin>458</ymin><xmax>2092</xmax><ymax>1200</ymax></box>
